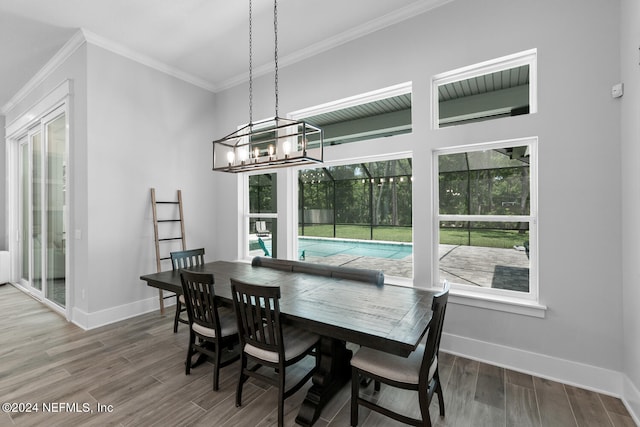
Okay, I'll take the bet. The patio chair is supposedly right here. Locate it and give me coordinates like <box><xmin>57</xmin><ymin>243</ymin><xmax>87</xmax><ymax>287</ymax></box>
<box><xmin>258</xmin><ymin>237</ymin><xmax>270</xmax><ymax>257</ymax></box>
<box><xmin>256</xmin><ymin>220</ymin><xmax>270</xmax><ymax>237</ymax></box>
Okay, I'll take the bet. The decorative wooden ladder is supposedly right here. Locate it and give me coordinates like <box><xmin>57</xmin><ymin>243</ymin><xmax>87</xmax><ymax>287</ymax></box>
<box><xmin>150</xmin><ymin>188</ymin><xmax>186</xmax><ymax>314</ymax></box>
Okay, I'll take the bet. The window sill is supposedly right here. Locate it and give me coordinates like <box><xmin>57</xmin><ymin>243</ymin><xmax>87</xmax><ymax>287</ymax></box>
<box><xmin>389</xmin><ymin>279</ymin><xmax>546</xmax><ymax>318</ymax></box>
<box><xmin>449</xmin><ymin>289</ymin><xmax>547</xmax><ymax>318</ymax></box>
<box><xmin>384</xmin><ymin>276</ymin><xmax>414</xmax><ymax>287</ymax></box>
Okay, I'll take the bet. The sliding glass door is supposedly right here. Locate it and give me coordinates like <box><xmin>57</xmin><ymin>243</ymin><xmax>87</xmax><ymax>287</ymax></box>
<box><xmin>17</xmin><ymin>108</ymin><xmax>67</xmax><ymax>308</ymax></box>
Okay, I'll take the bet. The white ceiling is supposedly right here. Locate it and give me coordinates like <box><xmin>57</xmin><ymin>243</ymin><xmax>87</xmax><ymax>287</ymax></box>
<box><xmin>0</xmin><ymin>0</ymin><xmax>451</xmax><ymax>112</ymax></box>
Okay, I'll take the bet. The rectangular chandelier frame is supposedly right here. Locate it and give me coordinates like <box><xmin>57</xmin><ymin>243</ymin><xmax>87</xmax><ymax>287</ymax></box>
<box><xmin>212</xmin><ymin>117</ymin><xmax>323</xmax><ymax>173</ymax></box>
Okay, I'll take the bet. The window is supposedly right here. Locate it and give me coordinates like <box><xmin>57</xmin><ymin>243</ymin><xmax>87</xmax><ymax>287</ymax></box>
<box><xmin>247</xmin><ymin>173</ymin><xmax>277</xmax><ymax>258</ymax></box>
<box><xmin>290</xmin><ymin>82</ymin><xmax>412</xmax><ymax>146</ymax></box>
<box><xmin>434</xmin><ymin>138</ymin><xmax>538</xmax><ymax>304</ymax></box>
<box><xmin>240</xmin><ymin>84</ymin><xmax>414</xmax><ymax>280</ymax></box>
<box><xmin>298</xmin><ymin>157</ymin><xmax>413</xmax><ymax>279</ymax></box>
<box><xmin>432</xmin><ymin>49</ymin><xmax>537</xmax><ymax>128</ymax></box>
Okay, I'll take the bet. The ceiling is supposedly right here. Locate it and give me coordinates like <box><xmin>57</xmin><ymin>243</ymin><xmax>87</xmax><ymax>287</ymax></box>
<box><xmin>304</xmin><ymin>93</ymin><xmax>412</xmax><ymax>127</ymax></box>
<box><xmin>438</xmin><ymin>65</ymin><xmax>530</xmax><ymax>102</ymax></box>
<box><xmin>0</xmin><ymin>0</ymin><xmax>451</xmax><ymax>113</ymax></box>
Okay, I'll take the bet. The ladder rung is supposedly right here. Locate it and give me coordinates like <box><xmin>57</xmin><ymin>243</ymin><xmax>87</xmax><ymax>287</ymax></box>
<box><xmin>156</xmin><ymin>201</ymin><xmax>179</xmax><ymax>204</ymax></box>
<box><xmin>159</xmin><ymin>237</ymin><xmax>183</xmax><ymax>242</ymax></box>
<box><xmin>157</xmin><ymin>219</ymin><xmax>181</xmax><ymax>222</ymax></box>
<box><xmin>160</xmin><ymin>256</ymin><xmax>172</xmax><ymax>261</ymax></box>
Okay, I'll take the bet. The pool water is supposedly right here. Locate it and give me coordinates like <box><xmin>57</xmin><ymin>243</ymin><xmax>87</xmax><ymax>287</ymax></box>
<box><xmin>298</xmin><ymin>237</ymin><xmax>412</xmax><ymax>260</ymax></box>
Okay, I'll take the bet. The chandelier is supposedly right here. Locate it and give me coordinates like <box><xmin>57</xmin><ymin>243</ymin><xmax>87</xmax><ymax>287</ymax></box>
<box><xmin>212</xmin><ymin>0</ymin><xmax>323</xmax><ymax>173</ymax></box>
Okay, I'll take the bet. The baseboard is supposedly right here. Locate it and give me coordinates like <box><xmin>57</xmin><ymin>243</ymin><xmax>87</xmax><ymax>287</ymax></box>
<box><xmin>441</xmin><ymin>332</ymin><xmax>625</xmax><ymax>396</ymax></box>
<box><xmin>623</xmin><ymin>374</ymin><xmax>640</xmax><ymax>426</ymax></box>
<box><xmin>441</xmin><ymin>332</ymin><xmax>640</xmax><ymax>422</ymax></box>
<box><xmin>71</xmin><ymin>296</ymin><xmax>175</xmax><ymax>330</ymax></box>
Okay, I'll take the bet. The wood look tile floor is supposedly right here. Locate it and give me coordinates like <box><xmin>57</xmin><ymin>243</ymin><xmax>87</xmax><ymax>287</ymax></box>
<box><xmin>0</xmin><ymin>284</ymin><xmax>635</xmax><ymax>427</ymax></box>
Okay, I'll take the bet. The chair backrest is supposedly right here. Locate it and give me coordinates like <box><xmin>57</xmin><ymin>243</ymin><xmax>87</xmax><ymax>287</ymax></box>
<box><xmin>230</xmin><ymin>278</ymin><xmax>284</xmax><ymax>359</ymax></box>
<box><xmin>180</xmin><ymin>270</ymin><xmax>222</xmax><ymax>335</ymax></box>
<box><xmin>419</xmin><ymin>282</ymin><xmax>450</xmax><ymax>386</ymax></box>
<box><xmin>170</xmin><ymin>248</ymin><xmax>205</xmax><ymax>270</ymax></box>
<box><xmin>256</xmin><ymin>221</ymin><xmax>268</xmax><ymax>233</ymax></box>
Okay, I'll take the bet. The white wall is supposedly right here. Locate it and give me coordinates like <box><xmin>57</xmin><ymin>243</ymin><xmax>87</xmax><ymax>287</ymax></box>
<box><xmin>81</xmin><ymin>44</ymin><xmax>217</xmax><ymax>323</ymax></box>
<box><xmin>3</xmin><ymin>37</ymin><xmax>217</xmax><ymax>328</ymax></box>
<box><xmin>620</xmin><ymin>0</ymin><xmax>640</xmax><ymax>419</ymax></box>
<box><xmin>214</xmin><ymin>0</ymin><xmax>628</xmax><ymax>398</ymax></box>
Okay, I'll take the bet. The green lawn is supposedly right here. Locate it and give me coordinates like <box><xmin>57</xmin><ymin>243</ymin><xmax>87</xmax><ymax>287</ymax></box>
<box><xmin>299</xmin><ymin>225</ymin><xmax>412</xmax><ymax>242</ymax></box>
<box><xmin>440</xmin><ymin>228</ymin><xmax>528</xmax><ymax>249</ymax></box>
<box><xmin>299</xmin><ymin>224</ymin><xmax>528</xmax><ymax>248</ymax></box>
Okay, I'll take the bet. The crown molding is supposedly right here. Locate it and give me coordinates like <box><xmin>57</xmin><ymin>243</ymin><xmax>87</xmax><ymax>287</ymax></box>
<box><xmin>1</xmin><ymin>27</ymin><xmax>218</xmax><ymax>116</ymax></box>
<box><xmin>1</xmin><ymin>30</ymin><xmax>85</xmax><ymax>115</ymax></box>
<box><xmin>1</xmin><ymin>0</ymin><xmax>452</xmax><ymax>113</ymax></box>
<box><xmin>216</xmin><ymin>0</ymin><xmax>454</xmax><ymax>91</ymax></box>
<box><xmin>81</xmin><ymin>29</ymin><xmax>218</xmax><ymax>93</ymax></box>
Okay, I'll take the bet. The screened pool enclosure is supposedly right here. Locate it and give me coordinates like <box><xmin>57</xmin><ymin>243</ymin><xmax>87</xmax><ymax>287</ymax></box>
<box><xmin>299</xmin><ymin>158</ymin><xmax>413</xmax><ymax>242</ymax></box>
<box><xmin>436</xmin><ymin>144</ymin><xmax>533</xmax><ymax>293</ymax></box>
<box><xmin>248</xmin><ymin>158</ymin><xmax>414</xmax><ymax>278</ymax></box>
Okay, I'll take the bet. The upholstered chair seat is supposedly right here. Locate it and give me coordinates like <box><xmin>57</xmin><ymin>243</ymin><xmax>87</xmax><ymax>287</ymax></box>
<box><xmin>180</xmin><ymin>270</ymin><xmax>240</xmax><ymax>391</ymax></box>
<box><xmin>350</xmin><ymin>283</ymin><xmax>450</xmax><ymax>427</ymax></box>
<box><xmin>191</xmin><ymin>307</ymin><xmax>238</xmax><ymax>338</ymax></box>
<box><xmin>351</xmin><ymin>342</ymin><xmax>437</xmax><ymax>385</ymax></box>
<box><xmin>231</xmin><ymin>278</ymin><xmax>319</xmax><ymax>427</ymax></box>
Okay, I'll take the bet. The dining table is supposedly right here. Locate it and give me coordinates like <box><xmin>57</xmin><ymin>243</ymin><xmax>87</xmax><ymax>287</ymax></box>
<box><xmin>140</xmin><ymin>260</ymin><xmax>435</xmax><ymax>426</ymax></box>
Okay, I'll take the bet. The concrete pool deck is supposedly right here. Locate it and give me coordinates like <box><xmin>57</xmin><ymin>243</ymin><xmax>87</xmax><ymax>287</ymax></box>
<box><xmin>302</xmin><ymin>244</ymin><xmax>530</xmax><ymax>291</ymax></box>
<box><xmin>250</xmin><ymin>238</ymin><xmax>530</xmax><ymax>290</ymax></box>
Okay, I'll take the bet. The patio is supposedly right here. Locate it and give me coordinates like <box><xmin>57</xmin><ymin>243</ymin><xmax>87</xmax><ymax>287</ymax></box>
<box><xmin>301</xmin><ymin>243</ymin><xmax>530</xmax><ymax>291</ymax></box>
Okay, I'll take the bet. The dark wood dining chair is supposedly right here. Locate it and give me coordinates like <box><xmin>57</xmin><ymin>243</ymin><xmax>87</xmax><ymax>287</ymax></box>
<box><xmin>170</xmin><ymin>248</ymin><xmax>205</xmax><ymax>332</ymax></box>
<box><xmin>230</xmin><ymin>278</ymin><xmax>320</xmax><ymax>427</ymax></box>
<box><xmin>350</xmin><ymin>283</ymin><xmax>450</xmax><ymax>427</ymax></box>
<box><xmin>180</xmin><ymin>270</ymin><xmax>239</xmax><ymax>391</ymax></box>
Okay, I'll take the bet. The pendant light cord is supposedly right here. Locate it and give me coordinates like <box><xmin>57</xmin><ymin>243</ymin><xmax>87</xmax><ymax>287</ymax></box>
<box><xmin>273</xmin><ymin>0</ymin><xmax>279</xmax><ymax>119</ymax></box>
<box><xmin>248</xmin><ymin>0</ymin><xmax>253</xmax><ymax>126</ymax></box>
<box><xmin>248</xmin><ymin>0</ymin><xmax>279</xmax><ymax>124</ymax></box>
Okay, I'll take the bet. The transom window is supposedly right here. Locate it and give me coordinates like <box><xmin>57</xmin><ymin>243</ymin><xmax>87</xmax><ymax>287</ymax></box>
<box><xmin>290</xmin><ymin>82</ymin><xmax>412</xmax><ymax>146</ymax></box>
<box><xmin>433</xmin><ymin>138</ymin><xmax>538</xmax><ymax>302</ymax></box>
<box><xmin>243</xmin><ymin>83</ymin><xmax>414</xmax><ymax>281</ymax></box>
<box><xmin>432</xmin><ymin>49</ymin><xmax>537</xmax><ymax>128</ymax></box>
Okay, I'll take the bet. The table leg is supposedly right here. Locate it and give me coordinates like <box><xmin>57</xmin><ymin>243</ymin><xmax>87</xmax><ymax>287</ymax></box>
<box><xmin>295</xmin><ymin>337</ymin><xmax>352</xmax><ymax>426</ymax></box>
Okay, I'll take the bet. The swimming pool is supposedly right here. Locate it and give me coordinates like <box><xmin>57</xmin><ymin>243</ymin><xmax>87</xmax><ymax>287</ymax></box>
<box><xmin>298</xmin><ymin>237</ymin><xmax>412</xmax><ymax>260</ymax></box>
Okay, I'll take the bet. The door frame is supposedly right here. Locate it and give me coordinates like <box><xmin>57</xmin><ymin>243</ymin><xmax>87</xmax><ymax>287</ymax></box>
<box><xmin>5</xmin><ymin>80</ymin><xmax>71</xmax><ymax>319</ymax></box>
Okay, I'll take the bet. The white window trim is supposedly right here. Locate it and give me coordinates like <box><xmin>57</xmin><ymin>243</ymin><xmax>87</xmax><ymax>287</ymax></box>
<box><xmin>293</xmin><ymin>152</ymin><xmax>414</xmax><ymax>282</ymax></box>
<box><xmin>240</xmin><ymin>83</ymin><xmax>415</xmax><ymax>279</ymax></box>
<box><xmin>242</xmin><ymin>171</ymin><xmax>278</xmax><ymax>261</ymax></box>
<box><xmin>6</xmin><ymin>82</ymin><xmax>72</xmax><ymax>320</ymax></box>
<box><xmin>289</xmin><ymin>83</ymin><xmax>416</xmax><ymax>282</ymax></box>
<box><xmin>289</xmin><ymin>81</ymin><xmax>412</xmax><ymax>120</ymax></box>
<box><xmin>432</xmin><ymin>137</ymin><xmax>544</xmax><ymax>317</ymax></box>
<box><xmin>431</xmin><ymin>48</ymin><xmax>537</xmax><ymax>129</ymax></box>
